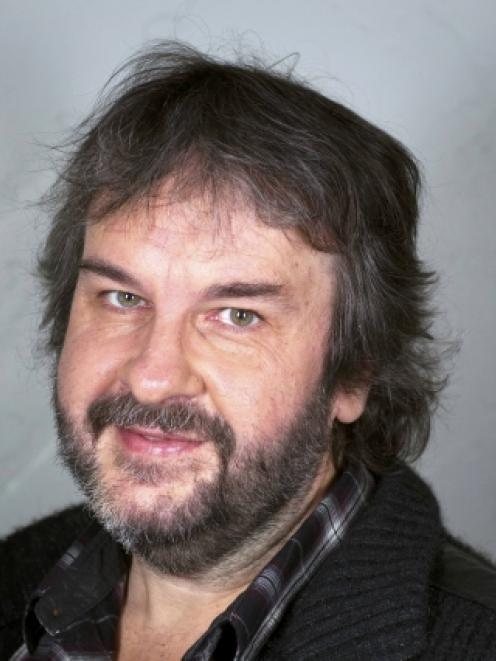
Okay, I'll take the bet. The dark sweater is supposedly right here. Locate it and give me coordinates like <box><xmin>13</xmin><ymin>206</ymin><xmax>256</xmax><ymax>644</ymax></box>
<box><xmin>1</xmin><ymin>466</ymin><xmax>495</xmax><ymax>660</ymax></box>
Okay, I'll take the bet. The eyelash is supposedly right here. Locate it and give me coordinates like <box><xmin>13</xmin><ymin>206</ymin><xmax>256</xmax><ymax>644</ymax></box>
<box><xmin>100</xmin><ymin>290</ymin><xmax>263</xmax><ymax>331</ymax></box>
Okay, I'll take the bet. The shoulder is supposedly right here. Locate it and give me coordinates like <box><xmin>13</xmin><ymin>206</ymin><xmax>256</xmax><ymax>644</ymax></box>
<box><xmin>431</xmin><ymin>535</ymin><xmax>496</xmax><ymax>610</ymax></box>
<box><xmin>0</xmin><ymin>505</ymin><xmax>92</xmax><ymax>659</ymax></box>
<box><xmin>0</xmin><ymin>504</ymin><xmax>92</xmax><ymax>613</ymax></box>
<box><xmin>425</xmin><ymin>536</ymin><xmax>496</xmax><ymax>659</ymax></box>
<box><xmin>261</xmin><ymin>467</ymin><xmax>496</xmax><ymax>660</ymax></box>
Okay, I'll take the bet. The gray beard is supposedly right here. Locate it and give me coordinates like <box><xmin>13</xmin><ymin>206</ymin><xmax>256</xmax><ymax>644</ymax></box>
<box><xmin>55</xmin><ymin>387</ymin><xmax>332</xmax><ymax>577</ymax></box>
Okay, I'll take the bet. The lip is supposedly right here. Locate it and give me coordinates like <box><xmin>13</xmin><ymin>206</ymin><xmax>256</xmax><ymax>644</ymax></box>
<box><xmin>117</xmin><ymin>426</ymin><xmax>204</xmax><ymax>456</ymax></box>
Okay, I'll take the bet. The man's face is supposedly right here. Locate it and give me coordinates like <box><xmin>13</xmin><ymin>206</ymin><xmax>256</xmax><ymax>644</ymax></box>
<box><xmin>56</xmin><ymin>194</ymin><xmax>361</xmax><ymax>574</ymax></box>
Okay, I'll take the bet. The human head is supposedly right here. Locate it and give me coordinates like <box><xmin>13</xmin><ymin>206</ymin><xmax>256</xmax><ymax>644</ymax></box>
<box><xmin>39</xmin><ymin>41</ymin><xmax>444</xmax><ymax>473</ymax></box>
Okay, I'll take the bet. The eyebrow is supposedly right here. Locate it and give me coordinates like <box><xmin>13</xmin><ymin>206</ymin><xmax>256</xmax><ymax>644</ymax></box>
<box><xmin>200</xmin><ymin>282</ymin><xmax>285</xmax><ymax>300</ymax></box>
<box><xmin>79</xmin><ymin>258</ymin><xmax>141</xmax><ymax>289</ymax></box>
<box><xmin>79</xmin><ymin>257</ymin><xmax>286</xmax><ymax>302</ymax></box>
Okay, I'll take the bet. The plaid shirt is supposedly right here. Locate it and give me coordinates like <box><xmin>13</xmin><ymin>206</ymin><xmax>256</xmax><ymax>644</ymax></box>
<box><xmin>11</xmin><ymin>463</ymin><xmax>373</xmax><ymax>660</ymax></box>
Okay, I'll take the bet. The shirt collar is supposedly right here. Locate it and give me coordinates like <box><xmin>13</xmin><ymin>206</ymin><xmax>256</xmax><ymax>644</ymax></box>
<box><xmin>23</xmin><ymin>463</ymin><xmax>373</xmax><ymax>660</ymax></box>
<box><xmin>24</xmin><ymin>520</ymin><xmax>128</xmax><ymax>652</ymax></box>
<box><xmin>186</xmin><ymin>462</ymin><xmax>374</xmax><ymax>660</ymax></box>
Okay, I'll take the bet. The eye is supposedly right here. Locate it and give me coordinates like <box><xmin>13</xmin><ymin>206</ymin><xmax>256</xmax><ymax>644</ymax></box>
<box><xmin>104</xmin><ymin>291</ymin><xmax>147</xmax><ymax>309</ymax></box>
<box><xmin>218</xmin><ymin>308</ymin><xmax>260</xmax><ymax>328</ymax></box>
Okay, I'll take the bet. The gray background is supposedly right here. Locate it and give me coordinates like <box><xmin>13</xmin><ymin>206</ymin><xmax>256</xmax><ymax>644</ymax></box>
<box><xmin>1</xmin><ymin>1</ymin><xmax>495</xmax><ymax>558</ymax></box>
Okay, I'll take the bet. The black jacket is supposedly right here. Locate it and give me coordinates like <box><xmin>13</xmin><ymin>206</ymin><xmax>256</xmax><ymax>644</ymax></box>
<box><xmin>1</xmin><ymin>466</ymin><xmax>496</xmax><ymax>660</ymax></box>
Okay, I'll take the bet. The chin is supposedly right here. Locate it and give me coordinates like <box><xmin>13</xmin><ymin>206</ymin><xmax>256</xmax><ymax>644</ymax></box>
<box><xmin>91</xmin><ymin>438</ymin><xmax>222</xmax><ymax>519</ymax></box>
<box><xmin>55</xmin><ymin>384</ymin><xmax>332</xmax><ymax>575</ymax></box>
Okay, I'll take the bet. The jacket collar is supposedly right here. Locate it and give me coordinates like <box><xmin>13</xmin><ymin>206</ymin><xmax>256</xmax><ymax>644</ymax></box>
<box><xmin>262</xmin><ymin>465</ymin><xmax>442</xmax><ymax>660</ymax></box>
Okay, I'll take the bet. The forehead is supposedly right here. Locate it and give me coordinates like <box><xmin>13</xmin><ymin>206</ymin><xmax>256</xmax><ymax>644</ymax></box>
<box><xmin>83</xmin><ymin>194</ymin><xmax>335</xmax><ymax>291</ymax></box>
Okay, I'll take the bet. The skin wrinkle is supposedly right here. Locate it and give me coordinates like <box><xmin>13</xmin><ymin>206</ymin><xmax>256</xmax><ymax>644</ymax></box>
<box><xmin>56</xmin><ymin>193</ymin><xmax>367</xmax><ymax>605</ymax></box>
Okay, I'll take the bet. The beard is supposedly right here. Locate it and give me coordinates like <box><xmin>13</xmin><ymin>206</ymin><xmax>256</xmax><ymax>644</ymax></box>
<box><xmin>55</xmin><ymin>385</ymin><xmax>333</xmax><ymax>577</ymax></box>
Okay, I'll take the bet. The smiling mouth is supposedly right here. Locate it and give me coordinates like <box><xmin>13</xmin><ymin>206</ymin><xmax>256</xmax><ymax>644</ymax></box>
<box><xmin>117</xmin><ymin>425</ymin><xmax>205</xmax><ymax>456</ymax></box>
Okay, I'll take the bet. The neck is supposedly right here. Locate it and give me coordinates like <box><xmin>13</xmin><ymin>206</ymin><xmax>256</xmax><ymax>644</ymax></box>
<box><xmin>122</xmin><ymin>459</ymin><xmax>334</xmax><ymax>633</ymax></box>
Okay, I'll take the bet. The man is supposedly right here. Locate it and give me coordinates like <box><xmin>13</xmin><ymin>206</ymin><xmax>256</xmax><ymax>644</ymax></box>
<box><xmin>1</xmin><ymin>42</ymin><xmax>495</xmax><ymax>660</ymax></box>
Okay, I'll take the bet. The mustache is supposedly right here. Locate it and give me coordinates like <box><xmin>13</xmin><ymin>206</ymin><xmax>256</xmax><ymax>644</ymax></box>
<box><xmin>87</xmin><ymin>392</ymin><xmax>235</xmax><ymax>453</ymax></box>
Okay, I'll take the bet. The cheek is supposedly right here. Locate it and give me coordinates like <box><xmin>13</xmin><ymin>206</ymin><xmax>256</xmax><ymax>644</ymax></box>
<box><xmin>201</xmin><ymin>341</ymin><xmax>325</xmax><ymax>442</ymax></box>
<box><xmin>57</xmin><ymin>319</ymin><xmax>129</xmax><ymax>421</ymax></box>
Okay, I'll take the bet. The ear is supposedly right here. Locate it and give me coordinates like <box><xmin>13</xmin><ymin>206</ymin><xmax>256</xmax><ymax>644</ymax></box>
<box><xmin>331</xmin><ymin>387</ymin><xmax>369</xmax><ymax>424</ymax></box>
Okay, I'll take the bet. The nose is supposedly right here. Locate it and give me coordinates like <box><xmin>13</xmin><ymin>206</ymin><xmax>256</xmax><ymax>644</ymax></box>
<box><xmin>118</xmin><ymin>317</ymin><xmax>205</xmax><ymax>405</ymax></box>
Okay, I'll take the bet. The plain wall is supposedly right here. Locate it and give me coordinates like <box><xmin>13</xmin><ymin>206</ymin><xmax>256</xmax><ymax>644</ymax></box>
<box><xmin>1</xmin><ymin>0</ymin><xmax>495</xmax><ymax>558</ymax></box>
